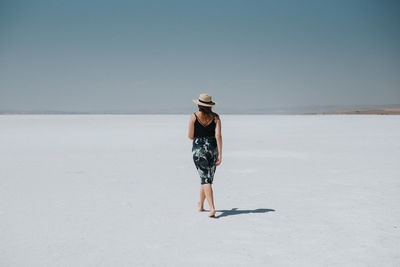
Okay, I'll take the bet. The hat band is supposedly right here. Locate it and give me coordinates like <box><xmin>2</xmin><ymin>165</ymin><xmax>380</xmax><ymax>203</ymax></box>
<box><xmin>199</xmin><ymin>99</ymin><xmax>213</xmax><ymax>104</ymax></box>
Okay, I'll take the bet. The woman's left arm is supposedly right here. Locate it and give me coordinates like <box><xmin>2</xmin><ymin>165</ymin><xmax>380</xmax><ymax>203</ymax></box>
<box><xmin>188</xmin><ymin>114</ymin><xmax>195</xmax><ymax>140</ymax></box>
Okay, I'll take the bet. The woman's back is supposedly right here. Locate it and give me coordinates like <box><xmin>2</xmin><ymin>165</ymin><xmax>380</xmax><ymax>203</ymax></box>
<box><xmin>193</xmin><ymin>112</ymin><xmax>217</xmax><ymax>138</ymax></box>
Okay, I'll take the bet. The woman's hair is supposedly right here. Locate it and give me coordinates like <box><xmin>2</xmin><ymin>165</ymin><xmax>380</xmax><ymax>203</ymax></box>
<box><xmin>198</xmin><ymin>105</ymin><xmax>220</xmax><ymax>122</ymax></box>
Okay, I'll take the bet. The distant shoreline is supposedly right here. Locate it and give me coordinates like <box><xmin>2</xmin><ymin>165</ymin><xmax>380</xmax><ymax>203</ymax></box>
<box><xmin>1</xmin><ymin>106</ymin><xmax>399</xmax><ymax>115</ymax></box>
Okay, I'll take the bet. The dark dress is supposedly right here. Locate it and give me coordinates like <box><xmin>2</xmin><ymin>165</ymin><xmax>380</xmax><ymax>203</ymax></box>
<box><xmin>192</xmin><ymin>112</ymin><xmax>219</xmax><ymax>184</ymax></box>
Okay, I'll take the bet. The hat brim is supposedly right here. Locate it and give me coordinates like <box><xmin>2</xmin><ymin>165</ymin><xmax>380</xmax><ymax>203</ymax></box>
<box><xmin>193</xmin><ymin>98</ymin><xmax>217</xmax><ymax>107</ymax></box>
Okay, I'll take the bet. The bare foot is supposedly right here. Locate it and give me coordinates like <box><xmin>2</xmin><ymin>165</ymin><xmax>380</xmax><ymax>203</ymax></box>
<box><xmin>208</xmin><ymin>209</ymin><xmax>216</xmax><ymax>218</ymax></box>
<box><xmin>198</xmin><ymin>202</ymin><xmax>205</xmax><ymax>212</ymax></box>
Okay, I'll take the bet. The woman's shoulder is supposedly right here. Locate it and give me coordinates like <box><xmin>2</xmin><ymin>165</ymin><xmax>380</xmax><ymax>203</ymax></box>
<box><xmin>213</xmin><ymin>112</ymin><xmax>220</xmax><ymax>121</ymax></box>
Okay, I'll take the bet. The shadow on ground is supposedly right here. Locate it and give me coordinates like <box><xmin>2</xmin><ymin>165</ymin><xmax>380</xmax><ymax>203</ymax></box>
<box><xmin>211</xmin><ymin>208</ymin><xmax>275</xmax><ymax>219</ymax></box>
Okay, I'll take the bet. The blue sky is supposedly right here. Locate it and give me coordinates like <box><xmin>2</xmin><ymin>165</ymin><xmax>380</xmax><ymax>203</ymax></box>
<box><xmin>0</xmin><ymin>0</ymin><xmax>399</xmax><ymax>113</ymax></box>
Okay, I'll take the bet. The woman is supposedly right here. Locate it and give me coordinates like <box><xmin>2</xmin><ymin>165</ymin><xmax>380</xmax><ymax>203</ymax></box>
<box><xmin>188</xmin><ymin>93</ymin><xmax>222</xmax><ymax>218</ymax></box>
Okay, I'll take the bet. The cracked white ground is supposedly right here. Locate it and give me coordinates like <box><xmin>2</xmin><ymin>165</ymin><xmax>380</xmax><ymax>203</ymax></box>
<box><xmin>1</xmin><ymin>114</ymin><xmax>399</xmax><ymax>266</ymax></box>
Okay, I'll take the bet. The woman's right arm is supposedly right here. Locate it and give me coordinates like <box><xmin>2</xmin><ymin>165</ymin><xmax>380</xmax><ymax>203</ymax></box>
<box><xmin>215</xmin><ymin>117</ymin><xmax>222</xmax><ymax>165</ymax></box>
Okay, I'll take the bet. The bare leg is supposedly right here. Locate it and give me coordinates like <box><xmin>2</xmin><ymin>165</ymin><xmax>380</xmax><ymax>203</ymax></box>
<box><xmin>203</xmin><ymin>184</ymin><xmax>216</xmax><ymax>217</ymax></box>
<box><xmin>198</xmin><ymin>185</ymin><xmax>206</xmax><ymax>211</ymax></box>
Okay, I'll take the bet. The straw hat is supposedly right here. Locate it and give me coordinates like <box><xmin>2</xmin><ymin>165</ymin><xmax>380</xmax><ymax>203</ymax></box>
<box><xmin>192</xmin><ymin>93</ymin><xmax>217</xmax><ymax>107</ymax></box>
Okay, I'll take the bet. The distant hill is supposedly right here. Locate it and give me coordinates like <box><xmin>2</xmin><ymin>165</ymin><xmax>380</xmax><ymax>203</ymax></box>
<box><xmin>309</xmin><ymin>107</ymin><xmax>400</xmax><ymax>115</ymax></box>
